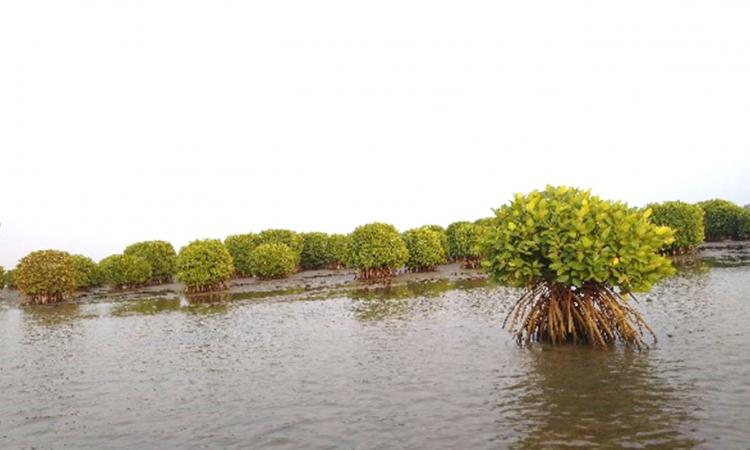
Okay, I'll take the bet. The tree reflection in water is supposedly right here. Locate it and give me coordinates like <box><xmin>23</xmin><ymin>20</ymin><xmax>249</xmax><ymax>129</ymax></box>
<box><xmin>349</xmin><ymin>281</ymin><xmax>451</xmax><ymax>321</ymax></box>
<box><xmin>111</xmin><ymin>294</ymin><xmax>231</xmax><ymax>317</ymax></box>
<box><xmin>21</xmin><ymin>302</ymin><xmax>82</xmax><ymax>325</ymax></box>
<box><xmin>495</xmin><ymin>347</ymin><xmax>699</xmax><ymax>449</ymax></box>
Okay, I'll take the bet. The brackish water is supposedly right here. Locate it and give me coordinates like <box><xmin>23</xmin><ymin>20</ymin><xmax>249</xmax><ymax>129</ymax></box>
<box><xmin>1</xmin><ymin>246</ymin><xmax>749</xmax><ymax>449</ymax></box>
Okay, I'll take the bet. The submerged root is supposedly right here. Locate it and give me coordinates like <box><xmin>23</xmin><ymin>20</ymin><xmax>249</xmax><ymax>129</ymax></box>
<box><xmin>504</xmin><ymin>282</ymin><xmax>656</xmax><ymax>349</ymax></box>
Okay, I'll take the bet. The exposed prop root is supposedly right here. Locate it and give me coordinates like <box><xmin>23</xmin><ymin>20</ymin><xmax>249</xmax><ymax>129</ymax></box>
<box><xmin>406</xmin><ymin>266</ymin><xmax>438</xmax><ymax>273</ymax></box>
<box><xmin>186</xmin><ymin>282</ymin><xmax>228</xmax><ymax>294</ymax></box>
<box><xmin>22</xmin><ymin>293</ymin><xmax>68</xmax><ymax>305</ymax></box>
<box><xmin>357</xmin><ymin>267</ymin><xmax>395</xmax><ymax>280</ymax></box>
<box><xmin>503</xmin><ymin>282</ymin><xmax>656</xmax><ymax>349</ymax></box>
<box><xmin>669</xmin><ymin>252</ymin><xmax>702</xmax><ymax>269</ymax></box>
<box><xmin>660</xmin><ymin>247</ymin><xmax>698</xmax><ymax>256</ymax></box>
<box><xmin>151</xmin><ymin>276</ymin><xmax>174</xmax><ymax>285</ymax></box>
<box><xmin>461</xmin><ymin>257</ymin><xmax>482</xmax><ymax>269</ymax></box>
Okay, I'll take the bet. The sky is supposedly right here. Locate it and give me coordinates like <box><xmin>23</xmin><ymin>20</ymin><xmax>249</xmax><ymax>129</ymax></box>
<box><xmin>1</xmin><ymin>1</ymin><xmax>749</xmax><ymax>268</ymax></box>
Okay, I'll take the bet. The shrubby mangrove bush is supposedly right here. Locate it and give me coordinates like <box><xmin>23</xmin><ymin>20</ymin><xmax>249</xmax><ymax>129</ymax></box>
<box><xmin>402</xmin><ymin>227</ymin><xmax>447</xmax><ymax>272</ymax></box>
<box><xmin>71</xmin><ymin>254</ymin><xmax>101</xmax><ymax>290</ymax></box>
<box><xmin>447</xmin><ymin>221</ymin><xmax>483</xmax><ymax>268</ymax></box>
<box><xmin>422</xmin><ymin>225</ymin><xmax>449</xmax><ymax>257</ymax></box>
<box><xmin>176</xmin><ymin>239</ymin><xmax>234</xmax><ymax>293</ymax></box>
<box><xmin>224</xmin><ymin>233</ymin><xmax>260</xmax><ymax>277</ymax></box>
<box><xmin>481</xmin><ymin>186</ymin><xmax>675</xmax><ymax>348</ymax></box>
<box><xmin>698</xmin><ymin>199</ymin><xmax>743</xmax><ymax>241</ymax></box>
<box><xmin>98</xmin><ymin>254</ymin><xmax>152</xmax><ymax>290</ymax></box>
<box><xmin>123</xmin><ymin>240</ymin><xmax>176</xmax><ymax>284</ymax></box>
<box><xmin>249</xmin><ymin>243</ymin><xmax>298</xmax><ymax>279</ymax></box>
<box><xmin>327</xmin><ymin>234</ymin><xmax>349</xmax><ymax>269</ymax></box>
<box><xmin>347</xmin><ymin>222</ymin><xmax>409</xmax><ymax>279</ymax></box>
<box><xmin>446</xmin><ymin>221</ymin><xmax>469</xmax><ymax>259</ymax></box>
<box><xmin>647</xmin><ymin>201</ymin><xmax>704</xmax><ymax>254</ymax></box>
<box><xmin>739</xmin><ymin>209</ymin><xmax>750</xmax><ymax>240</ymax></box>
<box><xmin>4</xmin><ymin>269</ymin><xmax>16</xmax><ymax>289</ymax></box>
<box><xmin>257</xmin><ymin>229</ymin><xmax>303</xmax><ymax>267</ymax></box>
<box><xmin>258</xmin><ymin>229</ymin><xmax>304</xmax><ymax>253</ymax></box>
<box><xmin>16</xmin><ymin>250</ymin><xmax>77</xmax><ymax>304</ymax></box>
<box><xmin>300</xmin><ymin>232</ymin><xmax>331</xmax><ymax>270</ymax></box>
<box><xmin>474</xmin><ymin>217</ymin><xmax>494</xmax><ymax>227</ymax></box>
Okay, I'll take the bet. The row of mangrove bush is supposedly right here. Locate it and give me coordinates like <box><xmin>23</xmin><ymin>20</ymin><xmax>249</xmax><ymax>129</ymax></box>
<box><xmin>224</xmin><ymin>230</ymin><xmax>348</xmax><ymax>277</ymax></box>
<box><xmin>3</xmin><ymin>222</ymin><xmax>483</xmax><ymax>302</ymax></box>
<box><xmin>4</xmin><ymin>194</ymin><xmax>747</xmax><ymax>304</ymax></box>
<box><xmin>641</xmin><ymin>199</ymin><xmax>750</xmax><ymax>253</ymax></box>
<box><xmin>4</xmin><ymin>240</ymin><xmax>179</xmax><ymax>304</ymax></box>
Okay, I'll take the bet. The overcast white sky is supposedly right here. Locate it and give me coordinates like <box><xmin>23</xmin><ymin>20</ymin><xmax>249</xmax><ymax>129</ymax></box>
<box><xmin>1</xmin><ymin>1</ymin><xmax>749</xmax><ymax>268</ymax></box>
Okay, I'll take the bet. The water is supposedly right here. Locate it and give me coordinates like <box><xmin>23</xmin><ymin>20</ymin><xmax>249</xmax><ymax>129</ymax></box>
<box><xmin>1</xmin><ymin>246</ymin><xmax>749</xmax><ymax>449</ymax></box>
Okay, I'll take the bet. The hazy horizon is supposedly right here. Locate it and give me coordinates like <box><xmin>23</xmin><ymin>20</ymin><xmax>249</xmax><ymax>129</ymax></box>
<box><xmin>2</xmin><ymin>1</ymin><xmax>749</xmax><ymax>268</ymax></box>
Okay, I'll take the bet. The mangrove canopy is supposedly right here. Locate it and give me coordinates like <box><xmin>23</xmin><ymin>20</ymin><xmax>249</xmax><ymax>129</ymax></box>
<box><xmin>71</xmin><ymin>254</ymin><xmax>101</xmax><ymax>290</ymax></box>
<box><xmin>402</xmin><ymin>227</ymin><xmax>447</xmax><ymax>272</ymax></box>
<box><xmin>123</xmin><ymin>240</ymin><xmax>177</xmax><ymax>284</ymax></box>
<box><xmin>16</xmin><ymin>250</ymin><xmax>77</xmax><ymax>304</ymax></box>
<box><xmin>176</xmin><ymin>239</ymin><xmax>234</xmax><ymax>293</ymax></box>
<box><xmin>224</xmin><ymin>233</ymin><xmax>260</xmax><ymax>277</ymax></box>
<box><xmin>346</xmin><ymin>222</ymin><xmax>409</xmax><ymax>279</ymax></box>
<box><xmin>300</xmin><ymin>232</ymin><xmax>332</xmax><ymax>270</ymax></box>
<box><xmin>447</xmin><ymin>221</ymin><xmax>483</xmax><ymax>268</ymax></box>
<box><xmin>98</xmin><ymin>254</ymin><xmax>153</xmax><ymax>290</ymax></box>
<box><xmin>249</xmin><ymin>243</ymin><xmax>298</xmax><ymax>279</ymax></box>
<box><xmin>327</xmin><ymin>234</ymin><xmax>350</xmax><ymax>269</ymax></box>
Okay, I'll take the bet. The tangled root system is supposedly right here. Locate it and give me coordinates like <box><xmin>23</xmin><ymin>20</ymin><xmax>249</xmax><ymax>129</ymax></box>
<box><xmin>504</xmin><ymin>282</ymin><xmax>655</xmax><ymax>349</ymax></box>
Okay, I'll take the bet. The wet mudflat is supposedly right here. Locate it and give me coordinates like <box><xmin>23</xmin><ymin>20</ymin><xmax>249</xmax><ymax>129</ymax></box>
<box><xmin>0</xmin><ymin>245</ymin><xmax>749</xmax><ymax>449</ymax></box>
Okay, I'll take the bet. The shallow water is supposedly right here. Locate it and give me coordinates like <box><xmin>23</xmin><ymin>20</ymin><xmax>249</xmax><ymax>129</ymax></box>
<box><xmin>1</xmin><ymin>247</ymin><xmax>749</xmax><ymax>449</ymax></box>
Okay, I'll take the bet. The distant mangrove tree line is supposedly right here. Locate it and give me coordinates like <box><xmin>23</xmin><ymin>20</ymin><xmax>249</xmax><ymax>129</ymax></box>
<box><xmin>2</xmin><ymin>192</ymin><xmax>749</xmax><ymax>313</ymax></box>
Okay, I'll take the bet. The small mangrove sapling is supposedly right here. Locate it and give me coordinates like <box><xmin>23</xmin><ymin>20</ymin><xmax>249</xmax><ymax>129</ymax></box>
<box><xmin>176</xmin><ymin>239</ymin><xmax>234</xmax><ymax>293</ymax></box>
<box><xmin>15</xmin><ymin>250</ymin><xmax>77</xmax><ymax>304</ymax></box>
<box><xmin>481</xmin><ymin>186</ymin><xmax>675</xmax><ymax>348</ymax></box>
<box><xmin>402</xmin><ymin>227</ymin><xmax>447</xmax><ymax>272</ymax></box>
<box><xmin>346</xmin><ymin>223</ymin><xmax>409</xmax><ymax>279</ymax></box>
